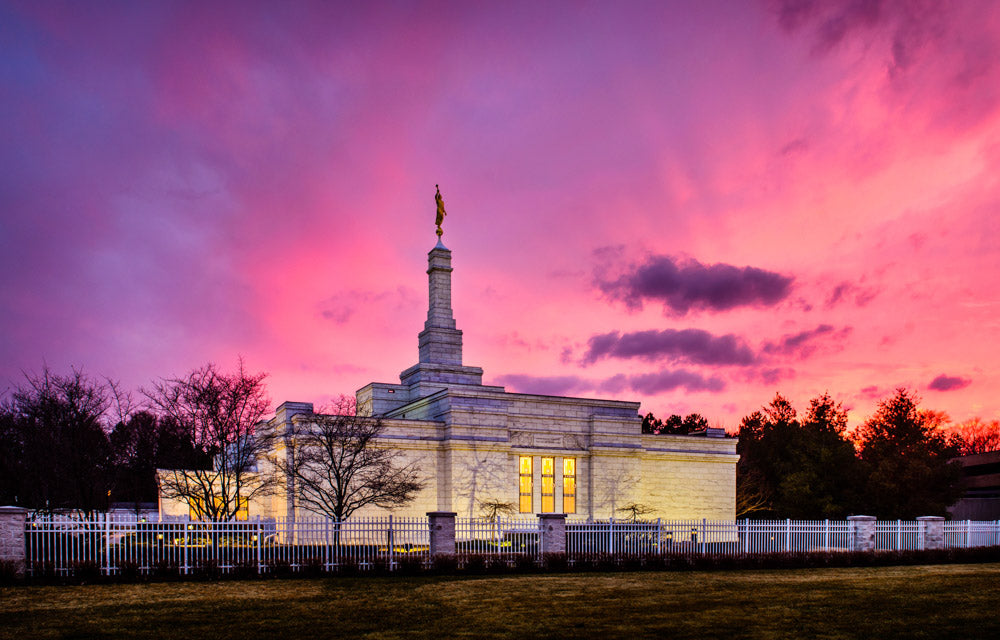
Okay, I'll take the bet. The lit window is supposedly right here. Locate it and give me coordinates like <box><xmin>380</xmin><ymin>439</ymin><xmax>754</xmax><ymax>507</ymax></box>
<box><xmin>519</xmin><ymin>456</ymin><xmax>533</xmax><ymax>513</ymax></box>
<box><xmin>541</xmin><ymin>457</ymin><xmax>555</xmax><ymax>513</ymax></box>
<box><xmin>563</xmin><ymin>458</ymin><xmax>576</xmax><ymax>514</ymax></box>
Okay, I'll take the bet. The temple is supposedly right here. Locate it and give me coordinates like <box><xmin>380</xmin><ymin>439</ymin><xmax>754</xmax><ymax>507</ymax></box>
<box><xmin>159</xmin><ymin>204</ymin><xmax>738</xmax><ymax>521</ymax></box>
<box><xmin>262</xmin><ymin>231</ymin><xmax>736</xmax><ymax>521</ymax></box>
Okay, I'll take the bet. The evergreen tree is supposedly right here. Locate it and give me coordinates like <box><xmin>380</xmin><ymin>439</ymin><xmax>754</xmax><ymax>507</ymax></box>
<box><xmin>856</xmin><ymin>388</ymin><xmax>963</xmax><ymax>518</ymax></box>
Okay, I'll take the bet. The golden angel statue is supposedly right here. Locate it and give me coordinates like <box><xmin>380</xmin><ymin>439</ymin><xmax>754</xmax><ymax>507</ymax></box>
<box><xmin>435</xmin><ymin>184</ymin><xmax>447</xmax><ymax>236</ymax></box>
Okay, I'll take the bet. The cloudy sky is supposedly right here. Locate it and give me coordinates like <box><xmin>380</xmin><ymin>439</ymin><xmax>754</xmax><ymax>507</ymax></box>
<box><xmin>2</xmin><ymin>0</ymin><xmax>999</xmax><ymax>429</ymax></box>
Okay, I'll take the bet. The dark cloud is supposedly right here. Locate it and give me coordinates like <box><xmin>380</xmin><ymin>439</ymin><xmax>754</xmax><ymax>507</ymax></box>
<box><xmin>494</xmin><ymin>374</ymin><xmax>594</xmax><ymax>397</ymax></box>
<box><xmin>928</xmin><ymin>374</ymin><xmax>971</xmax><ymax>392</ymax></box>
<box><xmin>825</xmin><ymin>281</ymin><xmax>879</xmax><ymax>308</ymax></box>
<box><xmin>599</xmin><ymin>255</ymin><xmax>793</xmax><ymax>316</ymax></box>
<box><xmin>774</xmin><ymin>0</ymin><xmax>885</xmax><ymax>54</ymax></box>
<box><xmin>628</xmin><ymin>370</ymin><xmax>726</xmax><ymax>394</ymax></box>
<box><xmin>495</xmin><ymin>369</ymin><xmax>726</xmax><ymax>397</ymax></box>
<box><xmin>761</xmin><ymin>324</ymin><xmax>852</xmax><ymax>359</ymax></box>
<box><xmin>741</xmin><ymin>367</ymin><xmax>796</xmax><ymax>386</ymax></box>
<box><xmin>583</xmin><ymin>329</ymin><xmax>756</xmax><ymax>366</ymax></box>
<box><xmin>859</xmin><ymin>385</ymin><xmax>882</xmax><ymax>399</ymax></box>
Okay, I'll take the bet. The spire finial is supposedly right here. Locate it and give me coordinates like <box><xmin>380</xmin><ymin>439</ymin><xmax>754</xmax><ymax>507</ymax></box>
<box><xmin>434</xmin><ymin>184</ymin><xmax>447</xmax><ymax>237</ymax></box>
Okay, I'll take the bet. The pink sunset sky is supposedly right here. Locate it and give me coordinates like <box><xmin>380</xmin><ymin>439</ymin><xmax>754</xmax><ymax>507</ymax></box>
<box><xmin>2</xmin><ymin>0</ymin><xmax>999</xmax><ymax>430</ymax></box>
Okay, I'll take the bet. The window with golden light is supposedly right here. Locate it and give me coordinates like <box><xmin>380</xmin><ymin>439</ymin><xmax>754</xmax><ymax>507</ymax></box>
<box><xmin>518</xmin><ymin>456</ymin><xmax>533</xmax><ymax>513</ymax></box>
<box><xmin>563</xmin><ymin>457</ymin><xmax>576</xmax><ymax>514</ymax></box>
<box><xmin>541</xmin><ymin>457</ymin><xmax>555</xmax><ymax>513</ymax></box>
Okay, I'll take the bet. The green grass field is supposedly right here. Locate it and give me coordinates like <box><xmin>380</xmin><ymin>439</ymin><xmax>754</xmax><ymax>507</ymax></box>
<box><xmin>3</xmin><ymin>563</ymin><xmax>999</xmax><ymax>639</ymax></box>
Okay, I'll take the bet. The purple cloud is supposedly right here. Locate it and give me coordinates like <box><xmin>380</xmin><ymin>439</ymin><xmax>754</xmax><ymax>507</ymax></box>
<box><xmin>928</xmin><ymin>374</ymin><xmax>971</xmax><ymax>392</ymax></box>
<box><xmin>584</xmin><ymin>329</ymin><xmax>756</xmax><ymax>366</ymax></box>
<box><xmin>628</xmin><ymin>370</ymin><xmax>726</xmax><ymax>394</ymax></box>
<box><xmin>599</xmin><ymin>255</ymin><xmax>793</xmax><ymax>316</ymax></box>
<box><xmin>495</xmin><ymin>374</ymin><xmax>593</xmax><ymax>397</ymax></box>
<box><xmin>825</xmin><ymin>281</ymin><xmax>879</xmax><ymax>308</ymax></box>
<box><xmin>495</xmin><ymin>369</ymin><xmax>726</xmax><ymax>397</ymax></box>
<box><xmin>761</xmin><ymin>324</ymin><xmax>852</xmax><ymax>359</ymax></box>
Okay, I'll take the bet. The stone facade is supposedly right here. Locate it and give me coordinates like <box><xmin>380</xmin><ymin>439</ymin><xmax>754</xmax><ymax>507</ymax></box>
<box><xmin>160</xmin><ymin>237</ymin><xmax>739</xmax><ymax>522</ymax></box>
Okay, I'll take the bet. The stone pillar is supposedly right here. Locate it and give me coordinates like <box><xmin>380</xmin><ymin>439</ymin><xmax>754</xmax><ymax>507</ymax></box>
<box><xmin>538</xmin><ymin>513</ymin><xmax>567</xmax><ymax>555</ymax></box>
<box><xmin>427</xmin><ymin>511</ymin><xmax>456</xmax><ymax>557</ymax></box>
<box><xmin>418</xmin><ymin>244</ymin><xmax>464</xmax><ymax>365</ymax></box>
<box><xmin>917</xmin><ymin>516</ymin><xmax>945</xmax><ymax>550</ymax></box>
<box><xmin>0</xmin><ymin>506</ymin><xmax>28</xmax><ymax>578</ymax></box>
<box><xmin>848</xmin><ymin>515</ymin><xmax>876</xmax><ymax>552</ymax></box>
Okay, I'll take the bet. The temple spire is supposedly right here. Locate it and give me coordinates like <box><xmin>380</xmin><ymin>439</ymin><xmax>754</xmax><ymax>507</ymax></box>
<box><xmin>418</xmin><ymin>188</ymin><xmax>462</xmax><ymax>365</ymax></box>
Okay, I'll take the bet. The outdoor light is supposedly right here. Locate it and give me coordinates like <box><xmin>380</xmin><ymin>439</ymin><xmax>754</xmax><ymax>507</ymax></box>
<box><xmin>188</xmin><ymin>524</ymin><xmax>194</xmax><ymax>530</ymax></box>
<box><xmin>252</xmin><ymin>535</ymin><xmax>258</xmax><ymax>541</ymax></box>
<box><xmin>156</xmin><ymin>534</ymin><xmax>163</xmax><ymax>540</ymax></box>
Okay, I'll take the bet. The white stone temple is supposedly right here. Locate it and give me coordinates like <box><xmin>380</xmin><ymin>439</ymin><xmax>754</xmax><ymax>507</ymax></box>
<box><xmin>159</xmin><ymin>203</ymin><xmax>738</xmax><ymax>522</ymax></box>
<box><xmin>262</xmin><ymin>232</ymin><xmax>737</xmax><ymax>521</ymax></box>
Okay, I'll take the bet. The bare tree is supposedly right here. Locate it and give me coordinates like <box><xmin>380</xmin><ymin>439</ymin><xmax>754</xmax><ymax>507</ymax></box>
<box><xmin>273</xmin><ymin>396</ymin><xmax>424</xmax><ymax>521</ymax></box>
<box><xmin>4</xmin><ymin>367</ymin><xmax>112</xmax><ymax>515</ymax></box>
<box><xmin>949</xmin><ymin>417</ymin><xmax>1000</xmax><ymax>455</ymax></box>
<box><xmin>145</xmin><ymin>360</ymin><xmax>277</xmax><ymax>521</ymax></box>
<box><xmin>616</xmin><ymin>502</ymin><xmax>655</xmax><ymax>522</ymax></box>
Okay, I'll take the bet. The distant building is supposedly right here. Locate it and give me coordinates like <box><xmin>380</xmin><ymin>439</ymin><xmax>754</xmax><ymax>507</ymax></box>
<box><xmin>160</xmin><ymin>233</ymin><xmax>738</xmax><ymax>521</ymax></box>
<box><xmin>949</xmin><ymin>450</ymin><xmax>1000</xmax><ymax>520</ymax></box>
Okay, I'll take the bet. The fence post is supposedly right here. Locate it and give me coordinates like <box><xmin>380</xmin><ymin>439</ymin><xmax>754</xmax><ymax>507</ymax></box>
<box><xmin>824</xmin><ymin>519</ymin><xmax>830</xmax><ymax>551</ymax></box>
<box><xmin>785</xmin><ymin>519</ymin><xmax>791</xmax><ymax>553</ymax></box>
<box><xmin>427</xmin><ymin>512</ymin><xmax>456</xmax><ymax>558</ymax></box>
<box><xmin>256</xmin><ymin>516</ymin><xmax>262</xmax><ymax>575</ymax></box>
<box><xmin>847</xmin><ymin>515</ymin><xmax>876</xmax><ymax>552</ymax></box>
<box><xmin>388</xmin><ymin>515</ymin><xmax>394</xmax><ymax>571</ymax></box>
<box><xmin>538</xmin><ymin>513</ymin><xmax>567</xmax><ymax>557</ymax></box>
<box><xmin>0</xmin><ymin>506</ymin><xmax>28</xmax><ymax>578</ymax></box>
<box><xmin>104</xmin><ymin>513</ymin><xmax>112</xmax><ymax>575</ymax></box>
<box><xmin>916</xmin><ymin>516</ymin><xmax>944</xmax><ymax>550</ymax></box>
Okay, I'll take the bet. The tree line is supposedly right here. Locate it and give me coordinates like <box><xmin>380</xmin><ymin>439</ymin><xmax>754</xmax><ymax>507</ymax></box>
<box><xmin>4</xmin><ymin>362</ymin><xmax>997</xmax><ymax>521</ymax></box>
<box><xmin>645</xmin><ymin>390</ymin><xmax>999</xmax><ymax>520</ymax></box>
<box><xmin>0</xmin><ymin>363</ymin><xmax>422</xmax><ymax>521</ymax></box>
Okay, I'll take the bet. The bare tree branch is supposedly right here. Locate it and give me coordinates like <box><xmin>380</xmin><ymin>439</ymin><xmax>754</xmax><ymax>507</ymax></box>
<box><xmin>145</xmin><ymin>359</ymin><xmax>277</xmax><ymax>520</ymax></box>
<box><xmin>272</xmin><ymin>396</ymin><xmax>424</xmax><ymax>521</ymax></box>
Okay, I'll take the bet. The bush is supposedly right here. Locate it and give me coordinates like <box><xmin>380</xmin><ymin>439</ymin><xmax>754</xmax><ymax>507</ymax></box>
<box><xmin>70</xmin><ymin>560</ymin><xmax>101</xmax><ymax>582</ymax></box>
<box><xmin>0</xmin><ymin>559</ymin><xmax>22</xmax><ymax>585</ymax></box>
<box><xmin>542</xmin><ymin>553</ymin><xmax>568</xmax><ymax>572</ymax></box>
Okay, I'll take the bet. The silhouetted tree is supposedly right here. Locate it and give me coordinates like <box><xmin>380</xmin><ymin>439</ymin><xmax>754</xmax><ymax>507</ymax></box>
<box><xmin>948</xmin><ymin>418</ymin><xmax>1000</xmax><ymax>455</ymax></box>
<box><xmin>737</xmin><ymin>393</ymin><xmax>860</xmax><ymax>519</ymax></box>
<box><xmin>2</xmin><ymin>368</ymin><xmax>113</xmax><ymax>514</ymax></box>
<box><xmin>642</xmin><ymin>412</ymin><xmax>709</xmax><ymax>435</ymax></box>
<box><xmin>146</xmin><ymin>361</ymin><xmax>277</xmax><ymax>520</ymax></box>
<box><xmin>271</xmin><ymin>396</ymin><xmax>424</xmax><ymax>522</ymax></box>
<box><xmin>109</xmin><ymin>411</ymin><xmax>206</xmax><ymax>511</ymax></box>
<box><xmin>856</xmin><ymin>388</ymin><xmax>963</xmax><ymax>518</ymax></box>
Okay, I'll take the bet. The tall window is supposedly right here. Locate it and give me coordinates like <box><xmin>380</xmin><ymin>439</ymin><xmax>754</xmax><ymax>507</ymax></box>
<box><xmin>563</xmin><ymin>458</ymin><xmax>576</xmax><ymax>514</ymax></box>
<box><xmin>519</xmin><ymin>456</ymin><xmax>533</xmax><ymax>513</ymax></box>
<box><xmin>541</xmin><ymin>457</ymin><xmax>555</xmax><ymax>513</ymax></box>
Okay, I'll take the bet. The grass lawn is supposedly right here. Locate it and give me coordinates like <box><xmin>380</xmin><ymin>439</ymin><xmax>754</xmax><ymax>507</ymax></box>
<box><xmin>2</xmin><ymin>563</ymin><xmax>999</xmax><ymax>639</ymax></box>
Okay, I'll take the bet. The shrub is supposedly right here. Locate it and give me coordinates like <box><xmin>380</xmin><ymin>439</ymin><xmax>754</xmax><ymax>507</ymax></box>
<box><xmin>0</xmin><ymin>559</ymin><xmax>22</xmax><ymax>585</ymax></box>
<box><xmin>192</xmin><ymin>558</ymin><xmax>221</xmax><ymax>581</ymax></box>
<box><xmin>462</xmin><ymin>554</ymin><xmax>487</xmax><ymax>574</ymax></box>
<box><xmin>542</xmin><ymin>552</ymin><xmax>568</xmax><ymax>572</ymax></box>
<box><xmin>70</xmin><ymin>560</ymin><xmax>101</xmax><ymax>582</ymax></box>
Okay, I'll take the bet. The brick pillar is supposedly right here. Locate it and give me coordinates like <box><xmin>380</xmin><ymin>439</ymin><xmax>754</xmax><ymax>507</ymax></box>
<box><xmin>0</xmin><ymin>506</ymin><xmax>28</xmax><ymax>578</ymax></box>
<box><xmin>427</xmin><ymin>512</ymin><xmax>456</xmax><ymax>557</ymax></box>
<box><xmin>917</xmin><ymin>516</ymin><xmax>945</xmax><ymax>550</ymax></box>
<box><xmin>848</xmin><ymin>515</ymin><xmax>876</xmax><ymax>552</ymax></box>
<box><xmin>538</xmin><ymin>513</ymin><xmax>567</xmax><ymax>555</ymax></box>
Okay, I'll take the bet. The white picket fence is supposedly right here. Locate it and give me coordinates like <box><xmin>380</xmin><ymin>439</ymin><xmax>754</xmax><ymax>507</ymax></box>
<box><xmin>22</xmin><ymin>514</ymin><xmax>1000</xmax><ymax>577</ymax></box>
<box><xmin>25</xmin><ymin>514</ymin><xmax>429</xmax><ymax>577</ymax></box>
